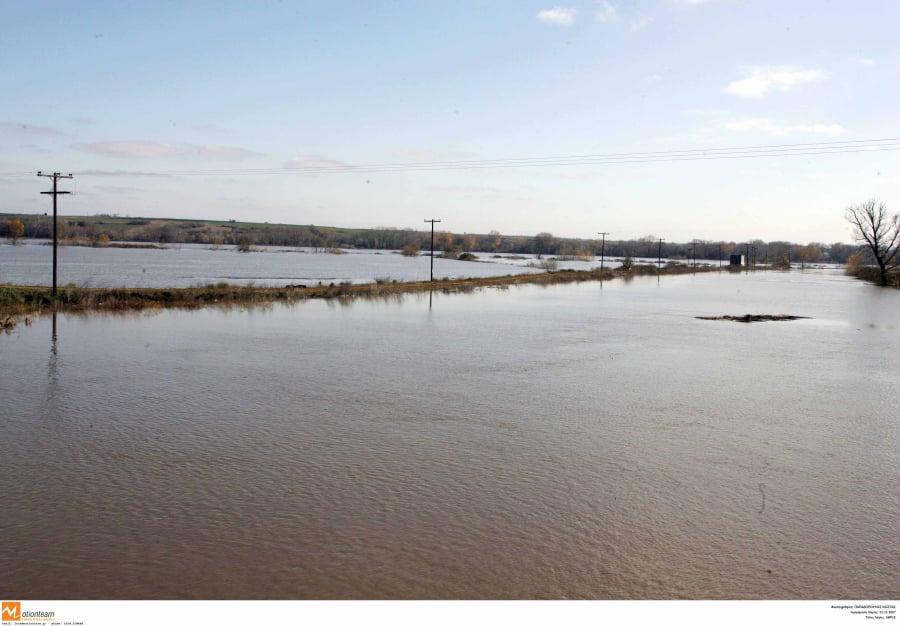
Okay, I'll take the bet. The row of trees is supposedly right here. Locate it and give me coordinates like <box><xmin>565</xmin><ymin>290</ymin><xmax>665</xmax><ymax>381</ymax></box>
<box><xmin>3</xmin><ymin>205</ymin><xmax>896</xmax><ymax>282</ymax></box>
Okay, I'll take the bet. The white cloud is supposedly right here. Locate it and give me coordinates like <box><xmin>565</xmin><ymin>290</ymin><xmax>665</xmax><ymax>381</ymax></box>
<box><xmin>72</xmin><ymin>141</ymin><xmax>262</xmax><ymax>160</ymax></box>
<box><xmin>630</xmin><ymin>15</ymin><xmax>650</xmax><ymax>32</ymax></box>
<box><xmin>537</xmin><ymin>7</ymin><xmax>577</xmax><ymax>26</ymax></box>
<box><xmin>725</xmin><ymin>66</ymin><xmax>826</xmax><ymax>98</ymax></box>
<box><xmin>852</xmin><ymin>56</ymin><xmax>876</xmax><ymax>66</ymax></box>
<box><xmin>724</xmin><ymin>118</ymin><xmax>846</xmax><ymax>136</ymax></box>
<box><xmin>595</xmin><ymin>1</ymin><xmax>617</xmax><ymax>22</ymax></box>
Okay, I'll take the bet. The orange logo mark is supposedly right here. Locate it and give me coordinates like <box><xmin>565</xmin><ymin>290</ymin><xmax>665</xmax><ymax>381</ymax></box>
<box><xmin>1</xmin><ymin>602</ymin><xmax>21</xmax><ymax>621</ymax></box>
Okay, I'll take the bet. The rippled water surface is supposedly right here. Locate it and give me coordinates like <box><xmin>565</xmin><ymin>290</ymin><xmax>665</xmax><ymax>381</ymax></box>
<box><xmin>1</xmin><ymin>269</ymin><xmax>897</xmax><ymax>599</ymax></box>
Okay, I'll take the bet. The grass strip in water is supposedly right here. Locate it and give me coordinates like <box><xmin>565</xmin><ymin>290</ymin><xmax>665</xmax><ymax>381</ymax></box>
<box><xmin>0</xmin><ymin>264</ymin><xmax>722</xmax><ymax>318</ymax></box>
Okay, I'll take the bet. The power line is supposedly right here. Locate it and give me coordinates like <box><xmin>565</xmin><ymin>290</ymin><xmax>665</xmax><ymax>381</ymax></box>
<box><xmin>93</xmin><ymin>141</ymin><xmax>900</xmax><ymax>175</ymax></box>
<box><xmin>1</xmin><ymin>137</ymin><xmax>898</xmax><ymax>179</ymax></box>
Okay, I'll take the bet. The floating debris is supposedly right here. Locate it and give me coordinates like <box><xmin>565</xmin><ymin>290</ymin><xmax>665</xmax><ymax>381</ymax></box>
<box><xmin>696</xmin><ymin>314</ymin><xmax>809</xmax><ymax>323</ymax></box>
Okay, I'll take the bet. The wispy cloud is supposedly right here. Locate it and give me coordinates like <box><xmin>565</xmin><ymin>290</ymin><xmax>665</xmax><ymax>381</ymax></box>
<box><xmin>595</xmin><ymin>1</ymin><xmax>617</xmax><ymax>22</ymax></box>
<box><xmin>284</xmin><ymin>155</ymin><xmax>356</xmax><ymax>172</ymax></box>
<box><xmin>725</xmin><ymin>66</ymin><xmax>826</xmax><ymax>98</ymax></box>
<box><xmin>630</xmin><ymin>15</ymin><xmax>650</xmax><ymax>32</ymax></box>
<box><xmin>739</xmin><ymin>168</ymin><xmax>783</xmax><ymax>178</ymax></box>
<box><xmin>193</xmin><ymin>122</ymin><xmax>229</xmax><ymax>134</ymax></box>
<box><xmin>851</xmin><ymin>56</ymin><xmax>876</xmax><ymax>66</ymax></box>
<box><xmin>537</xmin><ymin>7</ymin><xmax>577</xmax><ymax>26</ymax></box>
<box><xmin>393</xmin><ymin>148</ymin><xmax>473</xmax><ymax>162</ymax></box>
<box><xmin>431</xmin><ymin>184</ymin><xmax>504</xmax><ymax>194</ymax></box>
<box><xmin>0</xmin><ymin>121</ymin><xmax>64</xmax><ymax>136</ymax></box>
<box><xmin>724</xmin><ymin>118</ymin><xmax>845</xmax><ymax>136</ymax></box>
<box><xmin>94</xmin><ymin>184</ymin><xmax>142</xmax><ymax>194</ymax></box>
<box><xmin>552</xmin><ymin>169</ymin><xmax>604</xmax><ymax>181</ymax></box>
<box><xmin>660</xmin><ymin>108</ymin><xmax>845</xmax><ymax>142</ymax></box>
<box><xmin>77</xmin><ymin>169</ymin><xmax>170</xmax><ymax>177</ymax></box>
<box><xmin>72</xmin><ymin>141</ymin><xmax>262</xmax><ymax>160</ymax></box>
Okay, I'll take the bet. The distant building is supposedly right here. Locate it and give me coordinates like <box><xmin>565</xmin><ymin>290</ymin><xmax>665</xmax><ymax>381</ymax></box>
<box><xmin>730</xmin><ymin>254</ymin><xmax>746</xmax><ymax>266</ymax></box>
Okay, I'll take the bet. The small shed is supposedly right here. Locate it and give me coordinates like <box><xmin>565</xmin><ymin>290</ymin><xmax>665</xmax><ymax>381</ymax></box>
<box><xmin>729</xmin><ymin>254</ymin><xmax>746</xmax><ymax>266</ymax></box>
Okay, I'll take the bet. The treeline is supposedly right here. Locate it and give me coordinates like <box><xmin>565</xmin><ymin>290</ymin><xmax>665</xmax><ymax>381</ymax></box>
<box><xmin>0</xmin><ymin>213</ymin><xmax>859</xmax><ymax>263</ymax></box>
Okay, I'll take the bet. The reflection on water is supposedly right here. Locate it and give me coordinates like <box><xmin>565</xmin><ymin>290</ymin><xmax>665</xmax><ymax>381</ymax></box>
<box><xmin>0</xmin><ymin>269</ymin><xmax>897</xmax><ymax>599</ymax></box>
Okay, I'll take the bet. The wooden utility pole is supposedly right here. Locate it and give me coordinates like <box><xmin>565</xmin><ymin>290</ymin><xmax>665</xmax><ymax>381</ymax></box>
<box><xmin>597</xmin><ymin>232</ymin><xmax>609</xmax><ymax>272</ymax></box>
<box><xmin>38</xmin><ymin>171</ymin><xmax>73</xmax><ymax>296</ymax></box>
<box><xmin>657</xmin><ymin>238</ymin><xmax>665</xmax><ymax>272</ymax></box>
<box><xmin>424</xmin><ymin>218</ymin><xmax>441</xmax><ymax>281</ymax></box>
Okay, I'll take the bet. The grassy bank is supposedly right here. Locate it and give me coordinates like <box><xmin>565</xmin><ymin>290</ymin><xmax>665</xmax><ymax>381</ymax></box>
<box><xmin>845</xmin><ymin>266</ymin><xmax>900</xmax><ymax>287</ymax></box>
<box><xmin>0</xmin><ymin>264</ymin><xmax>723</xmax><ymax>318</ymax></box>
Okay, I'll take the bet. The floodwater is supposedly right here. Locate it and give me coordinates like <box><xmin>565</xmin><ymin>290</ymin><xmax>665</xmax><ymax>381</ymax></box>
<box><xmin>0</xmin><ymin>241</ymin><xmax>553</xmax><ymax>287</ymax></box>
<box><xmin>1</xmin><ymin>268</ymin><xmax>897</xmax><ymax>599</ymax></box>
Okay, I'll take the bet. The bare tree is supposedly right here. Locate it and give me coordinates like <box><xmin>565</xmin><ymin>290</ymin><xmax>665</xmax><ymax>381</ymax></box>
<box><xmin>845</xmin><ymin>199</ymin><xmax>900</xmax><ymax>286</ymax></box>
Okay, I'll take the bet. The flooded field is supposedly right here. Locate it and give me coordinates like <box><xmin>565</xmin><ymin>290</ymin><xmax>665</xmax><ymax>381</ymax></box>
<box><xmin>1</xmin><ymin>268</ymin><xmax>897</xmax><ymax>599</ymax></box>
<box><xmin>0</xmin><ymin>241</ymin><xmax>554</xmax><ymax>287</ymax></box>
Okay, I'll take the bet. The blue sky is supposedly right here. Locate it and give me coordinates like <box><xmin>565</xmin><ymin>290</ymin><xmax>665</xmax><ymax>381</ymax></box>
<box><xmin>2</xmin><ymin>0</ymin><xmax>899</xmax><ymax>243</ymax></box>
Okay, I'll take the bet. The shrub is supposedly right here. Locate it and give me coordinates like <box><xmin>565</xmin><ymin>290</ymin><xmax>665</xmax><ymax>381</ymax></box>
<box><xmin>5</xmin><ymin>219</ymin><xmax>24</xmax><ymax>244</ymax></box>
<box><xmin>845</xmin><ymin>251</ymin><xmax>865</xmax><ymax>276</ymax></box>
<box><xmin>527</xmin><ymin>258</ymin><xmax>557</xmax><ymax>270</ymax></box>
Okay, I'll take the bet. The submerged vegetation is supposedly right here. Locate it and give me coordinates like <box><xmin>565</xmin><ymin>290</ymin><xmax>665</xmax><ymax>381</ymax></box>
<box><xmin>696</xmin><ymin>314</ymin><xmax>810</xmax><ymax>323</ymax></box>
<box><xmin>0</xmin><ymin>263</ymin><xmax>718</xmax><ymax>318</ymax></box>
